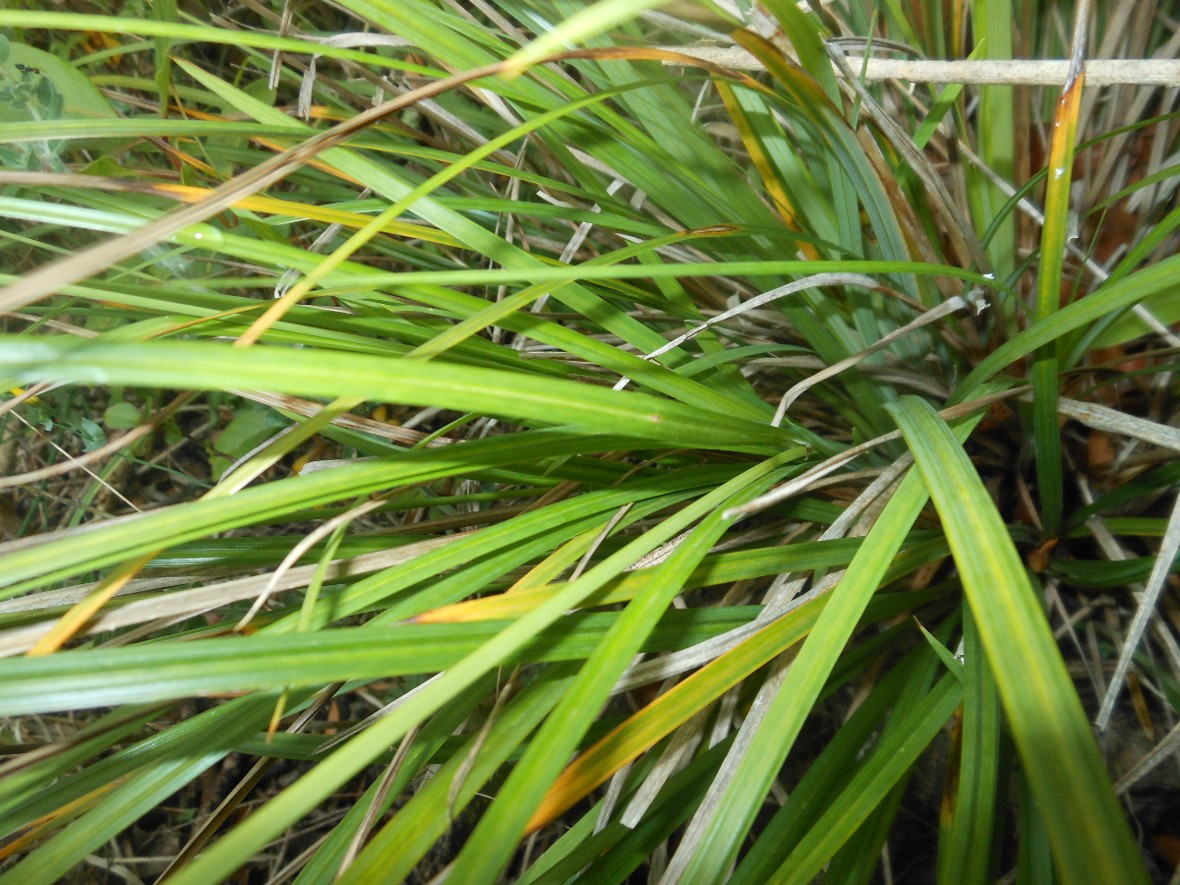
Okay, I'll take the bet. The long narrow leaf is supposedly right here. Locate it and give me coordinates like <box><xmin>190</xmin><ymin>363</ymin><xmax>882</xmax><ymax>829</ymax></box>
<box><xmin>664</xmin><ymin>407</ymin><xmax>986</xmax><ymax>882</ymax></box>
<box><xmin>886</xmin><ymin>396</ymin><xmax>1148</xmax><ymax>885</ymax></box>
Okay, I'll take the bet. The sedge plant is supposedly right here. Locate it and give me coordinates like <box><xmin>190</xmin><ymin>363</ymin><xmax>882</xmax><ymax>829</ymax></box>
<box><xmin>0</xmin><ymin>0</ymin><xmax>1177</xmax><ymax>882</ymax></box>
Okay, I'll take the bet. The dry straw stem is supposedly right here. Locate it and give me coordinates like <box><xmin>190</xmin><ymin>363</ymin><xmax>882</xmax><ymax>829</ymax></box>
<box><xmin>660</xmin><ymin>50</ymin><xmax>1180</xmax><ymax>86</ymax></box>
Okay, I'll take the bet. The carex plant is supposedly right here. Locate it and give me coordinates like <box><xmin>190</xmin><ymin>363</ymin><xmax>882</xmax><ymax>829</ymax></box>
<box><xmin>0</xmin><ymin>0</ymin><xmax>1176</xmax><ymax>882</ymax></box>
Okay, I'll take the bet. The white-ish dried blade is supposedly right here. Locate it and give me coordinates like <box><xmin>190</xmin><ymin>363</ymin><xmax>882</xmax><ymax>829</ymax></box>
<box><xmin>772</xmin><ymin>291</ymin><xmax>986</xmax><ymax>425</ymax></box>
<box><xmin>613</xmin><ymin>448</ymin><xmax>909</xmax><ymax>695</ymax></box>
<box><xmin>727</xmin><ymin>386</ymin><xmax>1024</xmax><ymax>521</ymax></box>
<box><xmin>1049</xmin><ymin>396</ymin><xmax>1180</xmax><ymax>452</ymax></box>
<box><xmin>1095</xmin><ymin>489</ymin><xmax>1180</xmax><ymax>730</ymax></box>
<box><xmin>1115</xmin><ymin>716</ymin><xmax>1180</xmax><ymax>793</ymax></box>
<box><xmin>0</xmin><ymin>536</ymin><xmax>459</xmax><ymax>656</ymax></box>
<box><xmin>613</xmin><ymin>273</ymin><xmax>884</xmax><ymax>391</ymax></box>
<box><xmin>619</xmin><ymin>707</ymin><xmax>709</xmax><ymax>828</ymax></box>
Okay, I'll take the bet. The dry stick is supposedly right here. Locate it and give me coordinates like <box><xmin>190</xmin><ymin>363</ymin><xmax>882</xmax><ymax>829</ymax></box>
<box><xmin>1</xmin><ymin>411</ymin><xmax>138</xmax><ymax>515</ymax></box>
<box><xmin>828</xmin><ymin>41</ymin><xmax>1180</xmax><ymax>350</ymax></box>
<box><xmin>1045</xmin><ymin>395</ymin><xmax>1180</xmax><ymax>453</ymax></box>
<box><xmin>619</xmin><ymin>707</ymin><xmax>710</xmax><ymax>827</ymax></box>
<box><xmin>658</xmin><ymin>50</ymin><xmax>1180</xmax><ymax>86</ymax></box>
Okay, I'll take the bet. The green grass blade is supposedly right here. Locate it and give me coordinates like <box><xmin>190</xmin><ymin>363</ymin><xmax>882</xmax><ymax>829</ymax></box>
<box><xmin>0</xmin><ymin>338</ymin><xmax>791</xmax><ymax>450</ymax></box>
<box><xmin>505</xmin><ymin>0</ymin><xmax>680</xmax><ymax>73</ymax></box>
<box><xmin>2</xmin><ymin>2</ymin><xmax>1173</xmax><ymax>879</ymax></box>
<box><xmin>968</xmin><ymin>0</ymin><xmax>1017</xmax><ymax>280</ymax></box>
<box><xmin>287</xmin><ymin>673</ymin><xmax>501</xmax><ymax>885</ymax></box>
<box><xmin>161</xmin><ymin>449</ymin><xmax>803</xmax><ymax>884</ymax></box>
<box><xmin>730</xmin><ymin>638</ymin><xmax>934</xmax><ymax>882</ymax></box>
<box><xmin>938</xmin><ymin>609</ymin><xmax>1002</xmax><ymax>885</ymax></box>
<box><xmin>444</xmin><ymin>451</ymin><xmax>798</xmax><ymax>882</ymax></box>
<box><xmin>773</xmin><ymin>674</ymin><xmax>964</xmax><ymax>884</ymax></box>
<box><xmin>954</xmin><ymin>251</ymin><xmax>1180</xmax><ymax>400</ymax></box>
<box><xmin>0</xmin><ymin>431</ymin><xmax>646</xmax><ymax>595</ymax></box>
<box><xmin>0</xmin><ymin>694</ymin><xmax>278</xmax><ymax>884</ymax></box>
<box><xmin>885</xmin><ymin>396</ymin><xmax>1148</xmax><ymax>885</ymax></box>
<box><xmin>0</xmin><ymin>609</ymin><xmax>763</xmax><ymax>716</ymax></box>
<box><xmin>665</xmin><ymin>409</ymin><xmax>985</xmax><ymax>882</ymax></box>
<box><xmin>1030</xmin><ymin>52</ymin><xmax>1085</xmax><ymax>536</ymax></box>
<box><xmin>0</xmin><ymin>10</ymin><xmax>420</xmax><ymax>69</ymax></box>
<box><xmin>333</xmin><ymin>668</ymin><xmax>576</xmax><ymax>884</ymax></box>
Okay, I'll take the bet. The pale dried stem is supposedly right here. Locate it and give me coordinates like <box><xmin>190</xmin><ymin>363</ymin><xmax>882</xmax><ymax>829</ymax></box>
<box><xmin>659</xmin><ymin>51</ymin><xmax>1180</xmax><ymax>87</ymax></box>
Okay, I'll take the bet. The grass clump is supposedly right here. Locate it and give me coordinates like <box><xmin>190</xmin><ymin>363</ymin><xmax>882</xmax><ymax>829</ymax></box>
<box><xmin>0</xmin><ymin>1</ymin><xmax>1177</xmax><ymax>882</ymax></box>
